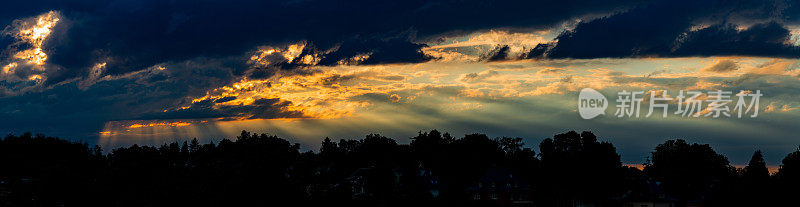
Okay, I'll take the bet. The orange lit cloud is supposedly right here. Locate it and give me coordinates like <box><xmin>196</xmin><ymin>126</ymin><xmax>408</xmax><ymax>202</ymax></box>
<box><xmin>99</xmin><ymin>120</ymin><xmax>205</xmax><ymax>137</ymax></box>
<box><xmin>128</xmin><ymin>121</ymin><xmax>192</xmax><ymax>129</ymax></box>
<box><xmin>1</xmin><ymin>11</ymin><xmax>61</xmax><ymax>90</ymax></box>
<box><xmin>423</xmin><ymin>30</ymin><xmax>551</xmax><ymax>62</ymax></box>
<box><xmin>5</xmin><ymin>11</ymin><xmax>60</xmax><ymax>66</ymax></box>
<box><xmin>178</xmin><ymin>57</ymin><xmax>800</xmax><ymax>122</ymax></box>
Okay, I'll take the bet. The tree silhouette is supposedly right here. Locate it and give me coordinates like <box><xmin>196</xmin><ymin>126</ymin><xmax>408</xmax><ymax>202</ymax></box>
<box><xmin>644</xmin><ymin>139</ymin><xmax>733</xmax><ymax>203</ymax></box>
<box><xmin>774</xmin><ymin>145</ymin><xmax>800</xmax><ymax>204</ymax></box>
<box><xmin>1</xmin><ymin>130</ymin><xmax>798</xmax><ymax>206</ymax></box>
<box><xmin>538</xmin><ymin>131</ymin><xmax>623</xmax><ymax>205</ymax></box>
<box><xmin>743</xmin><ymin>150</ymin><xmax>769</xmax><ymax>181</ymax></box>
<box><xmin>733</xmin><ymin>150</ymin><xmax>772</xmax><ymax>206</ymax></box>
<box><xmin>778</xmin><ymin>145</ymin><xmax>800</xmax><ymax>182</ymax></box>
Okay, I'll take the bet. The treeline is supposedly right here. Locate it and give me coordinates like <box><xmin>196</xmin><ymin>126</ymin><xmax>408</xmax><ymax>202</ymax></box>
<box><xmin>0</xmin><ymin>130</ymin><xmax>799</xmax><ymax>207</ymax></box>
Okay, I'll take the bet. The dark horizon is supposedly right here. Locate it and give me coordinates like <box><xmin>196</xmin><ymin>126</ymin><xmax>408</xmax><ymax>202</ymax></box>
<box><xmin>1</xmin><ymin>129</ymin><xmax>798</xmax><ymax>206</ymax></box>
<box><xmin>10</xmin><ymin>127</ymin><xmax>795</xmax><ymax>169</ymax></box>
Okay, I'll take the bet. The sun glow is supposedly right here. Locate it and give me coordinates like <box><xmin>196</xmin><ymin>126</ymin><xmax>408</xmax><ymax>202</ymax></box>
<box><xmin>188</xmin><ymin>72</ymin><xmax>374</xmax><ymax>119</ymax></box>
<box><xmin>27</xmin><ymin>74</ymin><xmax>42</xmax><ymax>81</ymax></box>
<box><xmin>249</xmin><ymin>42</ymin><xmax>315</xmax><ymax>66</ymax></box>
<box><xmin>128</xmin><ymin>121</ymin><xmax>193</xmax><ymax>129</ymax></box>
<box><xmin>9</xmin><ymin>11</ymin><xmax>60</xmax><ymax>66</ymax></box>
<box><xmin>2</xmin><ymin>62</ymin><xmax>18</xmax><ymax>74</ymax></box>
<box><xmin>98</xmin><ymin>120</ymin><xmax>203</xmax><ymax>138</ymax></box>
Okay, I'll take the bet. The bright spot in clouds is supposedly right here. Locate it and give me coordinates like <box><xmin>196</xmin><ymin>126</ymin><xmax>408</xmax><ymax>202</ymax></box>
<box><xmin>7</xmin><ymin>11</ymin><xmax>60</xmax><ymax>66</ymax></box>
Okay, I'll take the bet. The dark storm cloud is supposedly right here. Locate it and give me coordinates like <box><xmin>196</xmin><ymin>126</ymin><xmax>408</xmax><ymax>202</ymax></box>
<box><xmin>317</xmin><ymin>36</ymin><xmax>433</xmax><ymax>66</ymax></box>
<box><xmin>528</xmin><ymin>0</ymin><xmax>800</xmax><ymax>59</ymax></box>
<box><xmin>0</xmin><ymin>0</ymin><xmax>645</xmax><ymax>86</ymax></box>
<box><xmin>2</xmin><ymin>0</ymin><xmax>799</xmax><ymax>80</ymax></box>
<box><xmin>0</xmin><ymin>55</ymin><xmax>305</xmax><ymax>136</ymax></box>
<box><xmin>214</xmin><ymin>96</ymin><xmax>237</xmax><ymax>103</ymax></box>
<box><xmin>0</xmin><ymin>57</ymin><xmax>248</xmax><ymax>138</ymax></box>
<box><xmin>481</xmin><ymin>45</ymin><xmax>511</xmax><ymax>62</ymax></box>
<box><xmin>671</xmin><ymin>22</ymin><xmax>799</xmax><ymax>57</ymax></box>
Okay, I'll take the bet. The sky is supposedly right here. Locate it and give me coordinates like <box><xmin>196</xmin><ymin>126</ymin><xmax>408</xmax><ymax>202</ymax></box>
<box><xmin>2</xmin><ymin>0</ymin><xmax>800</xmax><ymax>166</ymax></box>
